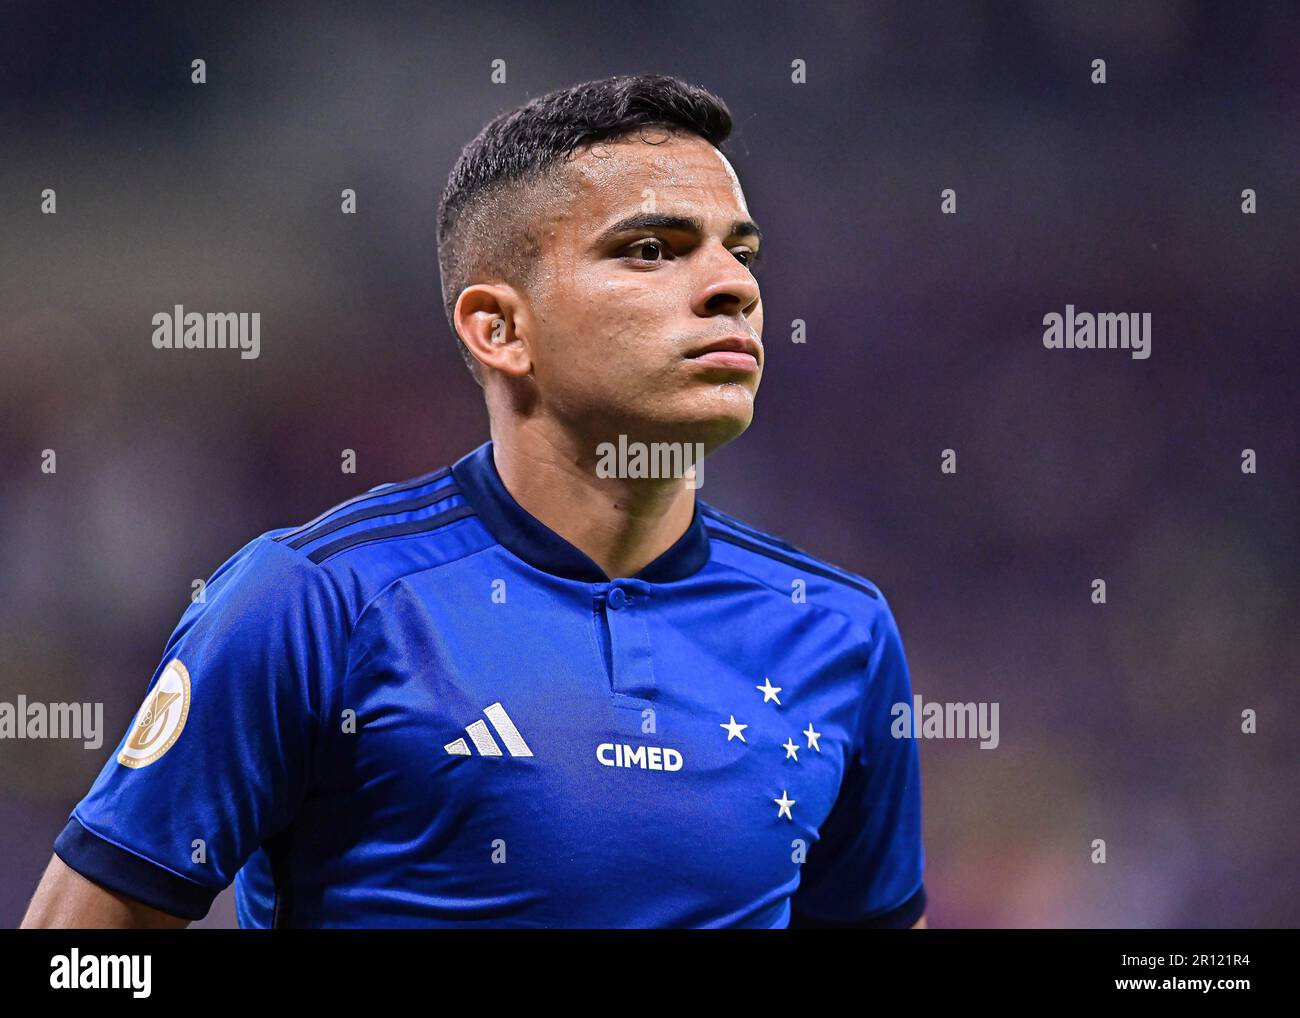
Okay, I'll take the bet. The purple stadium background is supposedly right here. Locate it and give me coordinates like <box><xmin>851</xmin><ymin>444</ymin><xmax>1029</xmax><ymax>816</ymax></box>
<box><xmin>1</xmin><ymin>1</ymin><xmax>1296</xmax><ymax>927</ymax></box>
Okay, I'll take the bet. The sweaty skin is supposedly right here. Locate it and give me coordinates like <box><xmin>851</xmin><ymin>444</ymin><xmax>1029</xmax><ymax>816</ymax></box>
<box><xmin>456</xmin><ymin>130</ymin><xmax>765</xmax><ymax>580</ymax></box>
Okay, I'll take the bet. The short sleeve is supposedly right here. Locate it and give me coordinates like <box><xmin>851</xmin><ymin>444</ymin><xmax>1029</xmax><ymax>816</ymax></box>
<box><xmin>53</xmin><ymin>535</ymin><xmax>348</xmax><ymax>920</ymax></box>
<box><xmin>789</xmin><ymin>596</ymin><xmax>926</xmax><ymax>928</ymax></box>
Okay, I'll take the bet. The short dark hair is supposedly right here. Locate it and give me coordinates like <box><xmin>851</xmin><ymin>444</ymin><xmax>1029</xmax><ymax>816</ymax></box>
<box><xmin>436</xmin><ymin>73</ymin><xmax>734</xmax><ymax>378</ymax></box>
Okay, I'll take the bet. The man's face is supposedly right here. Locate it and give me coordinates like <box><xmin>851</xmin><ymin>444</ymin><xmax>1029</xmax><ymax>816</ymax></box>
<box><xmin>518</xmin><ymin>131</ymin><xmax>764</xmax><ymax>452</ymax></box>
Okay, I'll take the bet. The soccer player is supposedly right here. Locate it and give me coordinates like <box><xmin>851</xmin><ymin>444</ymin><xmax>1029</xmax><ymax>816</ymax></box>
<box><xmin>23</xmin><ymin>74</ymin><xmax>926</xmax><ymax>929</ymax></box>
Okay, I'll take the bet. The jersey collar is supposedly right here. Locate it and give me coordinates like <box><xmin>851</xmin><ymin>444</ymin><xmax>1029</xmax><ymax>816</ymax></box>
<box><xmin>451</xmin><ymin>440</ymin><xmax>711</xmax><ymax>584</ymax></box>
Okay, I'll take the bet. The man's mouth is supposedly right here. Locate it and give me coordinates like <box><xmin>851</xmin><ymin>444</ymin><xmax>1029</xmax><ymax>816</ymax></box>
<box><xmin>685</xmin><ymin>334</ymin><xmax>762</xmax><ymax>372</ymax></box>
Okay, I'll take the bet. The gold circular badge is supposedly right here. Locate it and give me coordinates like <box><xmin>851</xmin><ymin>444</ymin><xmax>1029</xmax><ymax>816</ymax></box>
<box><xmin>117</xmin><ymin>658</ymin><xmax>191</xmax><ymax>768</ymax></box>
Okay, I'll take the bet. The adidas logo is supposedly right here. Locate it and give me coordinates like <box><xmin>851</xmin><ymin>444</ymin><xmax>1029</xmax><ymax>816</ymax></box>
<box><xmin>444</xmin><ymin>702</ymin><xmax>533</xmax><ymax>758</ymax></box>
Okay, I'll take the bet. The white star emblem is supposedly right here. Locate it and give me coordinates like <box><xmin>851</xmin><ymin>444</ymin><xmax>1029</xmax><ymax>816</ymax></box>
<box><xmin>803</xmin><ymin>723</ymin><xmax>822</xmax><ymax>752</ymax></box>
<box><xmin>782</xmin><ymin>738</ymin><xmax>799</xmax><ymax>761</ymax></box>
<box><xmin>720</xmin><ymin>715</ymin><xmax>749</xmax><ymax>742</ymax></box>
<box><xmin>756</xmin><ymin>677</ymin><xmax>782</xmax><ymax>705</ymax></box>
<box><xmin>774</xmin><ymin>790</ymin><xmax>795</xmax><ymax>820</ymax></box>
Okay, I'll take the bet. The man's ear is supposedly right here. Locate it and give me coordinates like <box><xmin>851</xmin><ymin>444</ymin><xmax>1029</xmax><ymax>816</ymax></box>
<box><xmin>453</xmin><ymin>284</ymin><xmax>533</xmax><ymax>380</ymax></box>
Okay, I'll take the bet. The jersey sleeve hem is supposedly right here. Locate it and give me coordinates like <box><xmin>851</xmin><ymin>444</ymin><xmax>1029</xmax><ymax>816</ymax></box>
<box><xmin>788</xmin><ymin>881</ymin><xmax>927</xmax><ymax>930</ymax></box>
<box><xmin>53</xmin><ymin>814</ymin><xmax>221</xmax><ymax>922</ymax></box>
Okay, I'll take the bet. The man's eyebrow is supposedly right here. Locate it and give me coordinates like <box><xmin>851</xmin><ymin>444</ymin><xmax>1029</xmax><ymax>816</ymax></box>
<box><xmin>594</xmin><ymin>213</ymin><xmax>763</xmax><ymax>247</ymax></box>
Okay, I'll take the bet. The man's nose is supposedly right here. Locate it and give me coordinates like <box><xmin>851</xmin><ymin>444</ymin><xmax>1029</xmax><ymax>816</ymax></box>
<box><xmin>691</xmin><ymin>241</ymin><xmax>761</xmax><ymax>318</ymax></box>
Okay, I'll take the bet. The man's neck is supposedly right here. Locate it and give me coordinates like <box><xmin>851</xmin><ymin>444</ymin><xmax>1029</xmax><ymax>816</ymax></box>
<box><xmin>490</xmin><ymin>424</ymin><xmax>698</xmax><ymax>581</ymax></box>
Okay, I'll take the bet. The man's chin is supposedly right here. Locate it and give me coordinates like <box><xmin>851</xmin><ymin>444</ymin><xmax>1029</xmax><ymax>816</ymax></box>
<box><xmin>694</xmin><ymin>386</ymin><xmax>756</xmax><ymax>441</ymax></box>
<box><xmin>698</xmin><ymin>407</ymin><xmax>753</xmax><ymax>453</ymax></box>
<box><xmin>579</xmin><ymin>386</ymin><xmax>756</xmax><ymax>455</ymax></box>
<box><xmin>643</xmin><ymin>402</ymin><xmax>754</xmax><ymax>456</ymax></box>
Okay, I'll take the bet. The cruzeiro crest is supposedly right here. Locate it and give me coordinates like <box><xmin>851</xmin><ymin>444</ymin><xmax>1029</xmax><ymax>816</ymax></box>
<box><xmin>117</xmin><ymin>658</ymin><xmax>192</xmax><ymax>768</ymax></box>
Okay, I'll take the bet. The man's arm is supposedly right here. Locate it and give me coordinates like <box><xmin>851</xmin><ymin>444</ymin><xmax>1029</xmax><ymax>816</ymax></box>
<box><xmin>787</xmin><ymin>591</ymin><xmax>926</xmax><ymax>929</ymax></box>
<box><xmin>41</xmin><ymin>536</ymin><xmax>349</xmax><ymax>928</ymax></box>
<box><xmin>21</xmin><ymin>854</ymin><xmax>190</xmax><ymax>929</ymax></box>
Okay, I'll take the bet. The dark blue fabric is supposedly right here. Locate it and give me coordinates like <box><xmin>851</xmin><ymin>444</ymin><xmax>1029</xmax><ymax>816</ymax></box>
<box><xmin>450</xmin><ymin>441</ymin><xmax>711</xmax><ymax>583</ymax></box>
<box><xmin>54</xmin><ymin>815</ymin><xmax>220</xmax><ymax>920</ymax></box>
<box><xmin>56</xmin><ymin>441</ymin><xmax>925</xmax><ymax>927</ymax></box>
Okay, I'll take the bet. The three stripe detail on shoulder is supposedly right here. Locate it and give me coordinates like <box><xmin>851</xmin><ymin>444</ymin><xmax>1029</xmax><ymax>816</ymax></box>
<box><xmin>306</xmin><ymin>503</ymin><xmax>476</xmax><ymax>564</ymax></box>
<box><xmin>274</xmin><ymin>467</ymin><xmax>454</xmax><ymax>546</ymax></box>
<box><xmin>701</xmin><ymin>507</ymin><xmax>880</xmax><ymax>599</ymax></box>
<box><xmin>286</xmin><ymin>482</ymin><xmax>463</xmax><ymax>550</ymax></box>
<box><xmin>270</xmin><ymin>467</ymin><xmax>481</xmax><ymax>563</ymax></box>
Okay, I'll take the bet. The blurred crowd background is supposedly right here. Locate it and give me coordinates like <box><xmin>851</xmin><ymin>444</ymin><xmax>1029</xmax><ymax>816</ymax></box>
<box><xmin>1</xmin><ymin>1</ymin><xmax>1296</xmax><ymax>927</ymax></box>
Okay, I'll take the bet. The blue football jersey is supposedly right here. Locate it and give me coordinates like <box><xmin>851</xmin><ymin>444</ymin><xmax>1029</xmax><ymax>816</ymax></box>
<box><xmin>54</xmin><ymin>440</ymin><xmax>926</xmax><ymax>928</ymax></box>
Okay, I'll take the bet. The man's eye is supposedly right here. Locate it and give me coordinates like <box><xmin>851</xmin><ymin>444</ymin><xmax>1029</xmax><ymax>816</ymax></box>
<box><xmin>733</xmin><ymin>248</ymin><xmax>759</xmax><ymax>268</ymax></box>
<box><xmin>625</xmin><ymin>239</ymin><xmax>665</xmax><ymax>261</ymax></box>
